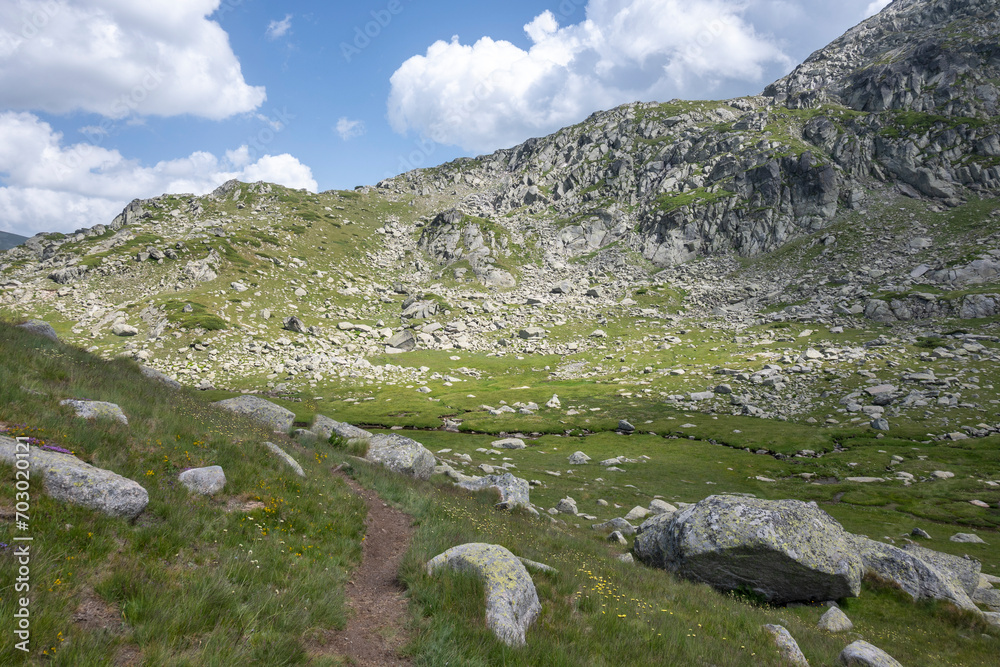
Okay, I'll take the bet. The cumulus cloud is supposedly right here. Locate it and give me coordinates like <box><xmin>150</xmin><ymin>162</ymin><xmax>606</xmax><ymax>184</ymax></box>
<box><xmin>0</xmin><ymin>112</ymin><xmax>316</xmax><ymax>236</ymax></box>
<box><xmin>335</xmin><ymin>117</ymin><xmax>366</xmax><ymax>140</ymax></box>
<box><xmin>864</xmin><ymin>0</ymin><xmax>892</xmax><ymax>18</ymax></box>
<box><xmin>0</xmin><ymin>0</ymin><xmax>265</xmax><ymax>120</ymax></box>
<box><xmin>388</xmin><ymin>0</ymin><xmax>794</xmax><ymax>152</ymax></box>
<box><xmin>266</xmin><ymin>14</ymin><xmax>292</xmax><ymax>41</ymax></box>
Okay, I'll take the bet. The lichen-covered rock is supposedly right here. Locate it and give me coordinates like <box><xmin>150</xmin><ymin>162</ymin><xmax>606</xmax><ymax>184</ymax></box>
<box><xmin>264</xmin><ymin>441</ymin><xmax>305</xmax><ymax>477</ymax></box>
<box><xmin>426</xmin><ymin>543</ymin><xmax>541</xmax><ymax>646</ymax></box>
<box><xmin>17</xmin><ymin>319</ymin><xmax>59</xmax><ymax>341</ymax></box>
<box><xmin>60</xmin><ymin>399</ymin><xmax>128</xmax><ymax>425</ymax></box>
<box><xmin>366</xmin><ymin>433</ymin><xmax>435</xmax><ymax>480</ymax></box>
<box><xmin>902</xmin><ymin>543</ymin><xmax>981</xmax><ymax>595</ymax></box>
<box><xmin>818</xmin><ymin>606</ymin><xmax>853</xmax><ymax>632</ymax></box>
<box><xmin>838</xmin><ymin>640</ymin><xmax>902</xmax><ymax>667</ymax></box>
<box><xmin>762</xmin><ymin>624</ymin><xmax>809</xmax><ymax>667</ymax></box>
<box><xmin>634</xmin><ymin>495</ymin><xmax>863</xmax><ymax>604</ymax></box>
<box><xmin>592</xmin><ymin>517</ymin><xmax>636</xmax><ymax>536</ymax></box>
<box><xmin>852</xmin><ymin>537</ymin><xmax>978</xmax><ymax>611</ymax></box>
<box><xmin>457</xmin><ymin>473</ymin><xmax>530</xmax><ymax>508</ymax></box>
<box><xmin>312</xmin><ymin>414</ymin><xmax>371</xmax><ymax>442</ymax></box>
<box><xmin>214</xmin><ymin>395</ymin><xmax>295</xmax><ymax>433</ymax></box>
<box><xmin>0</xmin><ymin>436</ymin><xmax>147</xmax><ymax>519</ymax></box>
<box><xmin>178</xmin><ymin>466</ymin><xmax>227</xmax><ymax>495</ymax></box>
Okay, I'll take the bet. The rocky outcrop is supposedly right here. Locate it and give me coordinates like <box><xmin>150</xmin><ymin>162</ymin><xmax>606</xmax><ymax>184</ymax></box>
<box><xmin>365</xmin><ymin>433</ymin><xmax>435</xmax><ymax>480</ymax></box>
<box><xmin>426</xmin><ymin>543</ymin><xmax>541</xmax><ymax>646</ymax></box>
<box><xmin>0</xmin><ymin>436</ymin><xmax>148</xmax><ymax>520</ymax></box>
<box><xmin>214</xmin><ymin>395</ymin><xmax>295</xmax><ymax>433</ymax></box>
<box><xmin>418</xmin><ymin>209</ymin><xmax>516</xmax><ymax>287</ymax></box>
<box><xmin>634</xmin><ymin>495</ymin><xmax>863</xmax><ymax>604</ymax></box>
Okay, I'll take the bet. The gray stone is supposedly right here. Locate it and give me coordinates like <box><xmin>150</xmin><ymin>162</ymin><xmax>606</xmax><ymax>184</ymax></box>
<box><xmin>762</xmin><ymin>625</ymin><xmax>809</xmax><ymax>667</ymax></box>
<box><xmin>312</xmin><ymin>415</ymin><xmax>372</xmax><ymax>442</ymax></box>
<box><xmin>60</xmin><ymin>399</ymin><xmax>128</xmax><ymax>425</ymax></box>
<box><xmin>17</xmin><ymin>319</ymin><xmax>59</xmax><ymax>341</ymax></box>
<box><xmin>426</xmin><ymin>543</ymin><xmax>541</xmax><ymax>647</ymax></box>
<box><xmin>608</xmin><ymin>530</ymin><xmax>628</xmax><ymax>545</ymax></box>
<box><xmin>492</xmin><ymin>438</ymin><xmax>526</xmax><ymax>450</ymax></box>
<box><xmin>555</xmin><ymin>497</ymin><xmax>578</xmax><ymax>515</ymax></box>
<box><xmin>634</xmin><ymin>495</ymin><xmax>863</xmax><ymax>604</ymax></box>
<box><xmin>592</xmin><ymin>517</ymin><xmax>636</xmax><ymax>536</ymax></box>
<box><xmin>112</xmin><ymin>322</ymin><xmax>138</xmax><ymax>336</ymax></box>
<box><xmin>518</xmin><ymin>327</ymin><xmax>546</xmax><ymax>339</ymax></box>
<box><xmin>817</xmin><ymin>606</ymin><xmax>853</xmax><ymax>632</ymax></box>
<box><xmin>264</xmin><ymin>441</ymin><xmax>305</xmax><ymax>477</ymax></box>
<box><xmin>457</xmin><ymin>473</ymin><xmax>530</xmax><ymax>509</ymax></box>
<box><xmin>624</xmin><ymin>506</ymin><xmax>650</xmax><ymax>522</ymax></box>
<box><xmin>837</xmin><ymin>640</ymin><xmax>902</xmax><ymax>667</ymax></box>
<box><xmin>366</xmin><ymin>433</ymin><xmax>435</xmax><ymax>480</ymax></box>
<box><xmin>648</xmin><ymin>499</ymin><xmax>678</xmax><ymax>515</ymax></box>
<box><xmin>568</xmin><ymin>451</ymin><xmax>590</xmax><ymax>465</ymax></box>
<box><xmin>911</xmin><ymin>527</ymin><xmax>931</xmax><ymax>539</ymax></box>
<box><xmin>283</xmin><ymin>316</ymin><xmax>306</xmax><ymax>333</ymax></box>
<box><xmin>951</xmin><ymin>533</ymin><xmax>987</xmax><ymax>544</ymax></box>
<box><xmin>901</xmin><ymin>543</ymin><xmax>981</xmax><ymax>595</ymax></box>
<box><xmin>0</xmin><ymin>436</ymin><xmax>147</xmax><ymax>520</ymax></box>
<box><xmin>870</xmin><ymin>418</ymin><xmax>890</xmax><ymax>431</ymax></box>
<box><xmin>214</xmin><ymin>395</ymin><xmax>295</xmax><ymax>433</ymax></box>
<box><xmin>617</xmin><ymin>419</ymin><xmax>635</xmax><ymax>433</ymax></box>
<box><xmin>387</xmin><ymin>329</ymin><xmax>417</xmax><ymax>351</ymax></box>
<box><xmin>139</xmin><ymin>365</ymin><xmax>182</xmax><ymax>389</ymax></box>
<box><xmin>178</xmin><ymin>466</ymin><xmax>226</xmax><ymax>495</ymax></box>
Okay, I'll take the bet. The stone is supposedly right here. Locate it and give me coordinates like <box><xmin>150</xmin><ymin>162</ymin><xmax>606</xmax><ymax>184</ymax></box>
<box><xmin>139</xmin><ymin>365</ymin><xmax>182</xmax><ymax>389</ymax></box>
<box><xmin>17</xmin><ymin>319</ymin><xmax>59</xmax><ymax>341</ymax></box>
<box><xmin>492</xmin><ymin>438</ymin><xmax>526</xmax><ymax>450</ymax></box>
<box><xmin>555</xmin><ymin>497</ymin><xmax>578</xmax><ymax>515</ymax></box>
<box><xmin>60</xmin><ymin>399</ymin><xmax>128</xmax><ymax>425</ymax></box>
<box><xmin>951</xmin><ymin>533</ymin><xmax>986</xmax><ymax>544</ymax></box>
<box><xmin>0</xmin><ymin>435</ymin><xmax>147</xmax><ymax>520</ymax></box>
<box><xmin>546</xmin><ymin>394</ymin><xmax>561</xmax><ymax>408</ymax></box>
<box><xmin>263</xmin><ymin>441</ymin><xmax>305</xmax><ymax>477</ymax></box>
<box><xmin>648</xmin><ymin>499</ymin><xmax>678</xmax><ymax>515</ymax></box>
<box><xmin>634</xmin><ymin>495</ymin><xmax>863</xmax><ymax>604</ymax></box>
<box><xmin>214</xmin><ymin>395</ymin><xmax>295</xmax><ymax>433</ymax></box>
<box><xmin>366</xmin><ymin>433</ymin><xmax>435</xmax><ymax>480</ymax></box>
<box><xmin>932</xmin><ymin>470</ymin><xmax>955</xmax><ymax>479</ymax></box>
<box><xmin>112</xmin><ymin>322</ymin><xmax>138</xmax><ymax>336</ymax></box>
<box><xmin>178</xmin><ymin>466</ymin><xmax>226</xmax><ymax>495</ymax></box>
<box><xmin>870</xmin><ymin>418</ymin><xmax>889</xmax><ymax>431</ymax></box>
<box><xmin>426</xmin><ymin>543</ymin><xmax>541</xmax><ymax>647</ymax></box>
<box><xmin>624</xmin><ymin>506</ymin><xmax>650</xmax><ymax>522</ymax></box>
<box><xmin>608</xmin><ymin>530</ymin><xmax>628</xmax><ymax>545</ymax></box>
<box><xmin>387</xmin><ymin>329</ymin><xmax>417</xmax><ymax>351</ymax></box>
<box><xmin>592</xmin><ymin>517</ymin><xmax>636</xmax><ymax>536</ymax></box>
<box><xmin>837</xmin><ymin>640</ymin><xmax>902</xmax><ymax>667</ymax></box>
<box><xmin>568</xmin><ymin>451</ymin><xmax>590</xmax><ymax>465</ymax></box>
<box><xmin>817</xmin><ymin>606</ymin><xmax>853</xmax><ymax>632</ymax></box>
<box><xmin>617</xmin><ymin>419</ymin><xmax>635</xmax><ymax>433</ymax></box>
<box><xmin>762</xmin><ymin>625</ymin><xmax>809</xmax><ymax>667</ymax></box>
<box><xmin>689</xmin><ymin>391</ymin><xmax>715</xmax><ymax>401</ymax></box>
<box><xmin>457</xmin><ymin>473</ymin><xmax>530</xmax><ymax>509</ymax></box>
<box><xmin>852</xmin><ymin>537</ymin><xmax>978</xmax><ymax>611</ymax></box>
<box><xmin>518</xmin><ymin>327</ymin><xmax>546</xmax><ymax>339</ymax></box>
<box><xmin>283</xmin><ymin>316</ymin><xmax>306</xmax><ymax>333</ymax></box>
<box><xmin>911</xmin><ymin>528</ymin><xmax>931</xmax><ymax>539</ymax></box>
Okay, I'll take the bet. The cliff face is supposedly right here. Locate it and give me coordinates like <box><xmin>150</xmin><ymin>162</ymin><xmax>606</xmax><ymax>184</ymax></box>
<box><xmin>379</xmin><ymin>0</ymin><xmax>999</xmax><ymax>274</ymax></box>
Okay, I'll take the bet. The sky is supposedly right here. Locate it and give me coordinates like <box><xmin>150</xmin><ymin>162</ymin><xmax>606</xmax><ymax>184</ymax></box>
<box><xmin>0</xmin><ymin>0</ymin><xmax>893</xmax><ymax>237</ymax></box>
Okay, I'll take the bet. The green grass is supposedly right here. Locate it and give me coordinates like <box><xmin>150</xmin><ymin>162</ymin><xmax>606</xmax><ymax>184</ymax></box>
<box><xmin>162</xmin><ymin>300</ymin><xmax>228</xmax><ymax>332</ymax></box>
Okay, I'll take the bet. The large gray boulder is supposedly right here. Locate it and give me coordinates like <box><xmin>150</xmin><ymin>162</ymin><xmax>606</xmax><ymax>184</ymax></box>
<box><xmin>457</xmin><ymin>473</ymin><xmax>530</xmax><ymax>509</ymax></box>
<box><xmin>902</xmin><ymin>543</ymin><xmax>980</xmax><ymax>596</ymax></box>
<box><xmin>214</xmin><ymin>395</ymin><xmax>295</xmax><ymax>433</ymax></box>
<box><xmin>312</xmin><ymin>414</ymin><xmax>371</xmax><ymax>442</ymax></box>
<box><xmin>61</xmin><ymin>399</ymin><xmax>128</xmax><ymax>425</ymax></box>
<box><xmin>838</xmin><ymin>640</ymin><xmax>902</xmax><ymax>667</ymax></box>
<box><xmin>178</xmin><ymin>466</ymin><xmax>226</xmax><ymax>495</ymax></box>
<box><xmin>851</xmin><ymin>537</ymin><xmax>979</xmax><ymax>611</ymax></box>
<box><xmin>365</xmin><ymin>433</ymin><xmax>435</xmax><ymax>480</ymax></box>
<box><xmin>762</xmin><ymin>624</ymin><xmax>809</xmax><ymax>667</ymax></box>
<box><xmin>17</xmin><ymin>319</ymin><xmax>59</xmax><ymax>341</ymax></box>
<box><xmin>264</xmin><ymin>442</ymin><xmax>305</xmax><ymax>477</ymax></box>
<box><xmin>386</xmin><ymin>329</ymin><xmax>416</xmax><ymax>351</ymax></box>
<box><xmin>426</xmin><ymin>543</ymin><xmax>541</xmax><ymax>647</ymax></box>
<box><xmin>634</xmin><ymin>495</ymin><xmax>863</xmax><ymax>604</ymax></box>
<box><xmin>0</xmin><ymin>436</ymin><xmax>147</xmax><ymax>520</ymax></box>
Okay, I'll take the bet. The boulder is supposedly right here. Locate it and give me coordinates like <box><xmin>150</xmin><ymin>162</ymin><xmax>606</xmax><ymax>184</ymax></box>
<box><xmin>555</xmin><ymin>497</ymin><xmax>578</xmax><ymax>515</ymax></box>
<box><xmin>264</xmin><ymin>441</ymin><xmax>305</xmax><ymax>477</ymax></box>
<box><xmin>313</xmin><ymin>415</ymin><xmax>371</xmax><ymax>442</ymax></box>
<box><xmin>624</xmin><ymin>506</ymin><xmax>650</xmax><ymax>522</ymax></box>
<box><xmin>852</xmin><ymin>537</ymin><xmax>978</xmax><ymax>611</ymax></box>
<box><xmin>457</xmin><ymin>473</ymin><xmax>530</xmax><ymax>509</ymax></box>
<box><xmin>593</xmin><ymin>517</ymin><xmax>636</xmax><ymax>536</ymax></box>
<box><xmin>426</xmin><ymin>543</ymin><xmax>541</xmax><ymax>646</ymax></box>
<box><xmin>214</xmin><ymin>395</ymin><xmax>295</xmax><ymax>433</ymax></box>
<box><xmin>0</xmin><ymin>436</ymin><xmax>147</xmax><ymax>520</ymax></box>
<box><xmin>762</xmin><ymin>624</ymin><xmax>809</xmax><ymax>667</ymax></box>
<box><xmin>366</xmin><ymin>433</ymin><xmax>435</xmax><ymax>480</ymax></box>
<box><xmin>283</xmin><ymin>316</ymin><xmax>306</xmax><ymax>333</ymax></box>
<box><xmin>818</xmin><ymin>606</ymin><xmax>853</xmax><ymax>632</ymax></box>
<box><xmin>617</xmin><ymin>419</ymin><xmax>636</xmax><ymax>433</ymax></box>
<box><xmin>17</xmin><ymin>319</ymin><xmax>59</xmax><ymax>341</ymax></box>
<box><xmin>546</xmin><ymin>394</ymin><xmax>561</xmax><ymax>408</ymax></box>
<box><xmin>951</xmin><ymin>533</ymin><xmax>987</xmax><ymax>544</ymax></box>
<box><xmin>492</xmin><ymin>438</ymin><xmax>526</xmax><ymax>450</ymax></box>
<box><xmin>111</xmin><ymin>322</ymin><xmax>138</xmax><ymax>336</ymax></box>
<box><xmin>139</xmin><ymin>365</ymin><xmax>182</xmax><ymax>389</ymax></box>
<box><xmin>648</xmin><ymin>499</ymin><xmax>678</xmax><ymax>515</ymax></box>
<box><xmin>634</xmin><ymin>495</ymin><xmax>863</xmax><ymax>604</ymax></box>
<box><xmin>901</xmin><ymin>543</ymin><xmax>980</xmax><ymax>596</ymax></box>
<box><xmin>568</xmin><ymin>451</ymin><xmax>590</xmax><ymax>465</ymax></box>
<box><xmin>60</xmin><ymin>399</ymin><xmax>128</xmax><ymax>425</ymax></box>
<box><xmin>178</xmin><ymin>466</ymin><xmax>227</xmax><ymax>495</ymax></box>
<box><xmin>387</xmin><ymin>329</ymin><xmax>417</xmax><ymax>351</ymax></box>
<box><xmin>837</xmin><ymin>640</ymin><xmax>902</xmax><ymax>667</ymax></box>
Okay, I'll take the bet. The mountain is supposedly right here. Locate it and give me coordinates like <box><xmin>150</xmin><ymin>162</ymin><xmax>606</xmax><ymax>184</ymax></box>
<box><xmin>0</xmin><ymin>230</ymin><xmax>27</xmax><ymax>250</ymax></box>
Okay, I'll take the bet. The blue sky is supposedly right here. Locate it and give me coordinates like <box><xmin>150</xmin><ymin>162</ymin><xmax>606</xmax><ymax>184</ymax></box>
<box><xmin>0</xmin><ymin>0</ymin><xmax>891</xmax><ymax>237</ymax></box>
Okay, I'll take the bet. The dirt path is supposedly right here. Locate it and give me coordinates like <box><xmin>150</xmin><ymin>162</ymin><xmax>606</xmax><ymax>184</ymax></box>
<box><xmin>326</xmin><ymin>468</ymin><xmax>415</xmax><ymax>666</ymax></box>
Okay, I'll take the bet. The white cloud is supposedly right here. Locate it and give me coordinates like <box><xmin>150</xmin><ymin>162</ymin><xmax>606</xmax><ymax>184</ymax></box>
<box><xmin>266</xmin><ymin>14</ymin><xmax>292</xmax><ymax>41</ymax></box>
<box><xmin>388</xmin><ymin>0</ymin><xmax>794</xmax><ymax>152</ymax></box>
<box><xmin>0</xmin><ymin>112</ymin><xmax>316</xmax><ymax>236</ymax></box>
<box><xmin>0</xmin><ymin>0</ymin><xmax>265</xmax><ymax>120</ymax></box>
<box><xmin>335</xmin><ymin>117</ymin><xmax>366</xmax><ymax>141</ymax></box>
<box><xmin>864</xmin><ymin>0</ymin><xmax>892</xmax><ymax>18</ymax></box>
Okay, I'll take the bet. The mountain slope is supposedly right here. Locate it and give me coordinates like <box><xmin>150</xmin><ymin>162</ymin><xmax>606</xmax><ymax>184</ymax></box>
<box><xmin>0</xmin><ymin>230</ymin><xmax>27</xmax><ymax>251</ymax></box>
